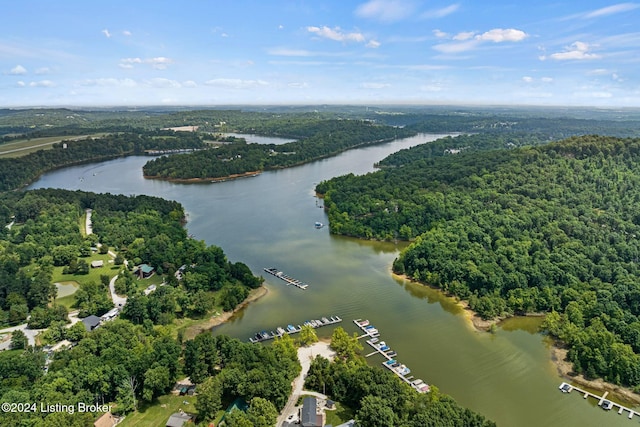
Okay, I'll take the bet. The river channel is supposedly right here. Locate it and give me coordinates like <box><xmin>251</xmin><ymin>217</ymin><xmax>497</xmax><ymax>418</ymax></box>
<box><xmin>29</xmin><ymin>133</ymin><xmax>631</xmax><ymax>426</ymax></box>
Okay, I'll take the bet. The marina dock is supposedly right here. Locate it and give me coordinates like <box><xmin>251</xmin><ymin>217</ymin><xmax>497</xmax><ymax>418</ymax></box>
<box><xmin>353</xmin><ymin>319</ymin><xmax>431</xmax><ymax>394</ymax></box>
<box><xmin>558</xmin><ymin>382</ymin><xmax>639</xmax><ymax>419</ymax></box>
<box><xmin>249</xmin><ymin>315</ymin><xmax>342</xmax><ymax>343</ymax></box>
<box><xmin>263</xmin><ymin>267</ymin><xmax>309</xmax><ymax>290</ymax></box>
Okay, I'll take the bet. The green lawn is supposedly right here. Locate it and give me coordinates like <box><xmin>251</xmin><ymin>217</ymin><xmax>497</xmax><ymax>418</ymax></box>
<box><xmin>51</xmin><ymin>252</ymin><xmax>120</xmax><ymax>285</ymax></box>
<box><xmin>325</xmin><ymin>401</ymin><xmax>355</xmax><ymax>426</ymax></box>
<box><xmin>119</xmin><ymin>394</ymin><xmax>198</xmax><ymax>427</ymax></box>
<box><xmin>0</xmin><ymin>134</ymin><xmax>107</xmax><ymax>158</ymax></box>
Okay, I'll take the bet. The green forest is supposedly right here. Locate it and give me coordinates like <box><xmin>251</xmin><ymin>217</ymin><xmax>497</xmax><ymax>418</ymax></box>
<box><xmin>318</xmin><ymin>134</ymin><xmax>640</xmax><ymax>389</ymax></box>
<box><xmin>142</xmin><ymin>120</ymin><xmax>414</xmax><ymax>180</ymax></box>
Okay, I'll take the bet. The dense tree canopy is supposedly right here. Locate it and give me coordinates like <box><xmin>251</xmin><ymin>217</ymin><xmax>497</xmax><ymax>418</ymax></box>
<box><xmin>319</xmin><ymin>134</ymin><xmax>640</xmax><ymax>388</ymax></box>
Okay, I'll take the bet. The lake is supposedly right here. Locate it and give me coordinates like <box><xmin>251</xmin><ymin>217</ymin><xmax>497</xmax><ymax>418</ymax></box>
<box><xmin>29</xmin><ymin>133</ymin><xmax>631</xmax><ymax>426</ymax></box>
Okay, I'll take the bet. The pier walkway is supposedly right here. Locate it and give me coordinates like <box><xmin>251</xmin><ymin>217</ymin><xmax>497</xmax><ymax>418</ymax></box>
<box><xmin>353</xmin><ymin>319</ymin><xmax>430</xmax><ymax>393</ymax></box>
<box><xmin>264</xmin><ymin>267</ymin><xmax>309</xmax><ymax>290</ymax></box>
<box><xmin>559</xmin><ymin>382</ymin><xmax>639</xmax><ymax>419</ymax></box>
<box><xmin>249</xmin><ymin>316</ymin><xmax>342</xmax><ymax>343</ymax></box>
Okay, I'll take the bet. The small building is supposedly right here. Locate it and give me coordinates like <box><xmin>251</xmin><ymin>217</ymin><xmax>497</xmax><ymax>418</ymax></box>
<box><xmin>94</xmin><ymin>411</ymin><xmax>117</xmax><ymax>427</ymax></box>
<box><xmin>81</xmin><ymin>315</ymin><xmax>102</xmax><ymax>332</ymax></box>
<box><xmin>136</xmin><ymin>263</ymin><xmax>155</xmax><ymax>279</ymax></box>
<box><xmin>90</xmin><ymin>260</ymin><xmax>104</xmax><ymax>268</ymax></box>
<box><xmin>300</xmin><ymin>397</ymin><xmax>325</xmax><ymax>427</ymax></box>
<box><xmin>165</xmin><ymin>411</ymin><xmax>193</xmax><ymax>427</ymax></box>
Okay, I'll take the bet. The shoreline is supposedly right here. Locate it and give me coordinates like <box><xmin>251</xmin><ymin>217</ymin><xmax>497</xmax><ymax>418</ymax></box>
<box><xmin>182</xmin><ymin>285</ymin><xmax>268</xmax><ymax>341</ymax></box>
<box><xmin>393</xmin><ymin>272</ymin><xmax>640</xmax><ymax>405</ymax></box>
<box><xmin>144</xmin><ymin>170</ymin><xmax>262</xmax><ymax>184</ymax></box>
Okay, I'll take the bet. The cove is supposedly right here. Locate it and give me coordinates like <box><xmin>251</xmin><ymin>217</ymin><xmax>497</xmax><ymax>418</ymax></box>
<box><xmin>28</xmin><ymin>133</ymin><xmax>631</xmax><ymax>426</ymax></box>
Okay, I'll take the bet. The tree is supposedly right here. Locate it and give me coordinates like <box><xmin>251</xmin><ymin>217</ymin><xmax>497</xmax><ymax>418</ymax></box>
<box><xmin>356</xmin><ymin>395</ymin><xmax>398</xmax><ymax>427</ymax></box>
<box><xmin>65</xmin><ymin>321</ymin><xmax>87</xmax><ymax>342</ymax></box>
<box><xmin>195</xmin><ymin>376</ymin><xmax>223</xmax><ymax>421</ymax></box>
<box><xmin>142</xmin><ymin>364</ymin><xmax>171</xmax><ymax>402</ymax></box>
<box><xmin>10</xmin><ymin>330</ymin><xmax>28</xmax><ymax>350</ymax></box>
<box><xmin>298</xmin><ymin>324</ymin><xmax>318</xmax><ymax>346</ymax></box>
<box><xmin>330</xmin><ymin>326</ymin><xmax>363</xmax><ymax>360</ymax></box>
<box><xmin>246</xmin><ymin>397</ymin><xmax>279</xmax><ymax>427</ymax></box>
<box><xmin>116</xmin><ymin>376</ymin><xmax>139</xmax><ymax>413</ymax></box>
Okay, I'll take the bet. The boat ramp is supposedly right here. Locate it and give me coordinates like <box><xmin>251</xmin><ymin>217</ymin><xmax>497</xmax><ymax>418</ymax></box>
<box><xmin>249</xmin><ymin>315</ymin><xmax>342</xmax><ymax>343</ymax></box>
<box><xmin>559</xmin><ymin>382</ymin><xmax>640</xmax><ymax>419</ymax></box>
<box><xmin>263</xmin><ymin>267</ymin><xmax>309</xmax><ymax>290</ymax></box>
<box><xmin>354</xmin><ymin>319</ymin><xmax>431</xmax><ymax>394</ymax></box>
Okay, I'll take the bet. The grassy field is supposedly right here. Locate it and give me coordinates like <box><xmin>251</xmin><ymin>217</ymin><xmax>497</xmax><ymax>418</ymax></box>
<box><xmin>325</xmin><ymin>402</ymin><xmax>355</xmax><ymax>426</ymax></box>
<box><xmin>0</xmin><ymin>133</ymin><xmax>106</xmax><ymax>158</ymax></box>
<box><xmin>119</xmin><ymin>394</ymin><xmax>198</xmax><ymax>427</ymax></box>
<box><xmin>51</xmin><ymin>253</ymin><xmax>121</xmax><ymax>286</ymax></box>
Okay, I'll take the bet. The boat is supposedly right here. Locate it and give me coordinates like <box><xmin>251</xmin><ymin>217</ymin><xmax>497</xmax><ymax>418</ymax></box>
<box><xmin>379</xmin><ymin>345</ymin><xmax>390</xmax><ymax>351</ymax></box>
<box><xmin>321</xmin><ymin>317</ymin><xmax>330</xmax><ymax>324</ymax></box>
<box><xmin>384</xmin><ymin>359</ymin><xmax>396</xmax><ymax>366</ymax></box>
<box><xmin>369</xmin><ymin>337</ymin><xmax>379</xmax><ymax>344</ymax></box>
<box><xmin>315</xmin><ymin>222</ymin><xmax>323</xmax><ymax>228</ymax></box>
<box><xmin>357</xmin><ymin>319</ymin><xmax>370</xmax><ymax>327</ymax></box>
<box><xmin>276</xmin><ymin>327</ymin><xmax>286</xmax><ymax>335</ymax></box>
<box><xmin>387</xmin><ymin>351</ymin><xmax>397</xmax><ymax>357</ymax></box>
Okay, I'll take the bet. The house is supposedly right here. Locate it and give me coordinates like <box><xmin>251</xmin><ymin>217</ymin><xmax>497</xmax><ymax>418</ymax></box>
<box><xmin>90</xmin><ymin>260</ymin><xmax>104</xmax><ymax>268</ymax></box>
<box><xmin>136</xmin><ymin>263</ymin><xmax>155</xmax><ymax>279</ymax></box>
<box><xmin>93</xmin><ymin>411</ymin><xmax>117</xmax><ymax>427</ymax></box>
<box><xmin>300</xmin><ymin>397</ymin><xmax>325</xmax><ymax>427</ymax></box>
<box><xmin>165</xmin><ymin>411</ymin><xmax>193</xmax><ymax>427</ymax></box>
<box><xmin>81</xmin><ymin>315</ymin><xmax>102</xmax><ymax>332</ymax></box>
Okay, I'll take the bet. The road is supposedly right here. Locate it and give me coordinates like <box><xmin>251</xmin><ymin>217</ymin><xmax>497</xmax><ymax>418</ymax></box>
<box><xmin>277</xmin><ymin>341</ymin><xmax>335</xmax><ymax>427</ymax></box>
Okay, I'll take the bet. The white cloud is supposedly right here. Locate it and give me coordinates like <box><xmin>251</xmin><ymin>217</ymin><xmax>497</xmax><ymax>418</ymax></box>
<box><xmin>542</xmin><ymin>42</ymin><xmax>601</xmax><ymax>61</ymax></box>
<box><xmin>122</xmin><ymin>30</ymin><xmax>132</xmax><ymax>36</ymax></box>
<box><xmin>145</xmin><ymin>78</ymin><xmax>181</xmax><ymax>88</ymax></box>
<box><xmin>420</xmin><ymin>84</ymin><xmax>444</xmax><ymax>92</ymax></box>
<box><xmin>307</xmin><ymin>26</ymin><xmax>366</xmax><ymax>43</ymax></box>
<box><xmin>35</xmin><ymin>67</ymin><xmax>50</xmax><ymax>75</ymax></box>
<box><xmin>421</xmin><ymin>4</ymin><xmax>460</xmax><ymax>19</ymax></box>
<box><xmin>16</xmin><ymin>81</ymin><xmax>25</xmax><ymax>87</ymax></box>
<box><xmin>366</xmin><ymin>39</ymin><xmax>381</xmax><ymax>48</ymax></box>
<box><xmin>10</xmin><ymin>65</ymin><xmax>27</xmax><ymax>75</ymax></box>
<box><xmin>29</xmin><ymin>80</ymin><xmax>54</xmax><ymax>87</ymax></box>
<box><xmin>79</xmin><ymin>78</ymin><xmax>137</xmax><ymax>87</ymax></box>
<box><xmin>584</xmin><ymin>2</ymin><xmax>639</xmax><ymax>18</ymax></box>
<box><xmin>119</xmin><ymin>57</ymin><xmax>174</xmax><ymax>69</ymax></box>
<box><xmin>541</xmin><ymin>77</ymin><xmax>554</xmax><ymax>83</ymax></box>
<box><xmin>453</xmin><ymin>31</ymin><xmax>475</xmax><ymax>41</ymax></box>
<box><xmin>476</xmin><ymin>28</ymin><xmax>527</xmax><ymax>43</ymax></box>
<box><xmin>148</xmin><ymin>57</ymin><xmax>174</xmax><ymax>69</ymax></box>
<box><xmin>360</xmin><ymin>82</ymin><xmax>390</xmax><ymax>89</ymax></box>
<box><xmin>522</xmin><ymin>76</ymin><xmax>534</xmax><ymax>83</ymax></box>
<box><xmin>102</xmin><ymin>29</ymin><xmax>111</xmax><ymax>38</ymax></box>
<box><xmin>183</xmin><ymin>80</ymin><xmax>198</xmax><ymax>88</ymax></box>
<box><xmin>433</xmin><ymin>39</ymin><xmax>479</xmax><ymax>53</ymax></box>
<box><xmin>278</xmin><ymin>25</ymin><xmax>284</xmax><ymax>30</ymax></box>
<box><xmin>204</xmin><ymin>78</ymin><xmax>269</xmax><ymax>89</ymax></box>
<box><xmin>355</xmin><ymin>0</ymin><xmax>417</xmax><ymax>23</ymax></box>
<box><xmin>268</xmin><ymin>48</ymin><xmax>314</xmax><ymax>57</ymax></box>
<box><xmin>288</xmin><ymin>82</ymin><xmax>309</xmax><ymax>89</ymax></box>
<box><xmin>434</xmin><ymin>28</ymin><xmax>527</xmax><ymax>53</ymax></box>
<box><xmin>433</xmin><ymin>30</ymin><xmax>448</xmax><ymax>39</ymax></box>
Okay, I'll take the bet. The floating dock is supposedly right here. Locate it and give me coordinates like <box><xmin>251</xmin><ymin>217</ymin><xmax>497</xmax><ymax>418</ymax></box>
<box><xmin>263</xmin><ymin>267</ymin><xmax>309</xmax><ymax>290</ymax></box>
<box><xmin>353</xmin><ymin>319</ymin><xmax>430</xmax><ymax>393</ymax></box>
<box><xmin>249</xmin><ymin>315</ymin><xmax>342</xmax><ymax>343</ymax></box>
<box><xmin>559</xmin><ymin>382</ymin><xmax>639</xmax><ymax>419</ymax></box>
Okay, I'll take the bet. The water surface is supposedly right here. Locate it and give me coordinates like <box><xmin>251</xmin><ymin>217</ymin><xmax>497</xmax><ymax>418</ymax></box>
<box><xmin>30</xmin><ymin>134</ymin><xmax>631</xmax><ymax>426</ymax></box>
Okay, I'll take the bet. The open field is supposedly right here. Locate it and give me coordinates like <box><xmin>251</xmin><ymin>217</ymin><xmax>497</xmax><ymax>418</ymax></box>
<box><xmin>0</xmin><ymin>134</ymin><xmax>106</xmax><ymax>158</ymax></box>
<box><xmin>118</xmin><ymin>394</ymin><xmax>197</xmax><ymax>427</ymax></box>
<box><xmin>51</xmin><ymin>252</ymin><xmax>120</xmax><ymax>286</ymax></box>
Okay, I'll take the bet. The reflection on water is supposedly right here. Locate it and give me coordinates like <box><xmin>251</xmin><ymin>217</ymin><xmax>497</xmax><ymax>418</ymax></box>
<box><xmin>29</xmin><ymin>133</ymin><xmax>635</xmax><ymax>427</ymax></box>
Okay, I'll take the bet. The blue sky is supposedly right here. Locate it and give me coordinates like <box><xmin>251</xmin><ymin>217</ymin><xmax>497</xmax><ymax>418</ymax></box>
<box><xmin>1</xmin><ymin>0</ymin><xmax>639</xmax><ymax>107</ymax></box>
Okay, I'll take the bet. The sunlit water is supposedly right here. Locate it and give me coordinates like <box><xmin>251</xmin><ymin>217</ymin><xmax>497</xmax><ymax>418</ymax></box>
<box><xmin>29</xmin><ymin>133</ymin><xmax>633</xmax><ymax>426</ymax></box>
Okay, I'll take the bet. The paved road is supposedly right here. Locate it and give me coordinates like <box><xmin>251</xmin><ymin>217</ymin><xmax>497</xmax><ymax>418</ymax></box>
<box><xmin>277</xmin><ymin>342</ymin><xmax>334</xmax><ymax>426</ymax></box>
<box><xmin>0</xmin><ymin>323</ymin><xmax>45</xmax><ymax>350</ymax></box>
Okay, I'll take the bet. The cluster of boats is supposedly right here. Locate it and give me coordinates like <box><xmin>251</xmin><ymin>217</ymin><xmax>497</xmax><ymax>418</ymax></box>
<box><xmin>354</xmin><ymin>319</ymin><xmax>431</xmax><ymax>394</ymax></box>
<box><xmin>249</xmin><ymin>315</ymin><xmax>342</xmax><ymax>343</ymax></box>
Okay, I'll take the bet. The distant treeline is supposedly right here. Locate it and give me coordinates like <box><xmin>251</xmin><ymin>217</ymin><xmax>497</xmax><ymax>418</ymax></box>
<box><xmin>318</xmin><ymin>134</ymin><xmax>640</xmax><ymax>388</ymax></box>
<box><xmin>143</xmin><ymin>120</ymin><xmax>415</xmax><ymax>180</ymax></box>
<box><xmin>0</xmin><ymin>131</ymin><xmax>204</xmax><ymax>191</ymax></box>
